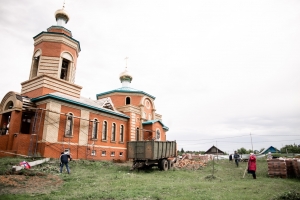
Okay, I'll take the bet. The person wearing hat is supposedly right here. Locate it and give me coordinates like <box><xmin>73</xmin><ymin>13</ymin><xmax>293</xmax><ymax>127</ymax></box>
<box><xmin>248</xmin><ymin>153</ymin><xmax>256</xmax><ymax>179</ymax></box>
<box><xmin>60</xmin><ymin>152</ymin><xmax>72</xmax><ymax>174</ymax></box>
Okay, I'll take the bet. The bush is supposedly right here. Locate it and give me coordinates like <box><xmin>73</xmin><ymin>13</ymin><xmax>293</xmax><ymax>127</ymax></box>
<box><xmin>273</xmin><ymin>191</ymin><xmax>300</xmax><ymax>200</ymax></box>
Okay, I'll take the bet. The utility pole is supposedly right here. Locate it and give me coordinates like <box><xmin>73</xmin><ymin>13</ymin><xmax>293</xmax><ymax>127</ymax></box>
<box><xmin>216</xmin><ymin>141</ymin><xmax>218</xmax><ymax>161</ymax></box>
<box><xmin>250</xmin><ymin>133</ymin><xmax>253</xmax><ymax>152</ymax></box>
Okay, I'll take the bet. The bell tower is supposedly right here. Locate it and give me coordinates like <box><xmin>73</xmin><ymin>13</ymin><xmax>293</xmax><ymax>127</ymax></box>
<box><xmin>21</xmin><ymin>7</ymin><xmax>82</xmax><ymax>98</ymax></box>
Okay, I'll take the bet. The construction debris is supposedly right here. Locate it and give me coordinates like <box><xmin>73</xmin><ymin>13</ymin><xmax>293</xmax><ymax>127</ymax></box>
<box><xmin>174</xmin><ymin>154</ymin><xmax>210</xmax><ymax>170</ymax></box>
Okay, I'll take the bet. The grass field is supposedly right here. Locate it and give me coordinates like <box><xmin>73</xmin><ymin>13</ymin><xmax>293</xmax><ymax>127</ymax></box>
<box><xmin>0</xmin><ymin>157</ymin><xmax>299</xmax><ymax>200</ymax></box>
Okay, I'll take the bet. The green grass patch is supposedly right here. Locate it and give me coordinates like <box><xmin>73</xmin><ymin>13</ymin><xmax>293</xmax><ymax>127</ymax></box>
<box><xmin>0</xmin><ymin>158</ymin><xmax>299</xmax><ymax>200</ymax></box>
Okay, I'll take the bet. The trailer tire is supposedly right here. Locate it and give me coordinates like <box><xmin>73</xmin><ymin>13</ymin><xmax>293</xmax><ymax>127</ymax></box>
<box><xmin>160</xmin><ymin>159</ymin><xmax>168</xmax><ymax>171</ymax></box>
<box><xmin>168</xmin><ymin>160</ymin><xmax>174</xmax><ymax>169</ymax></box>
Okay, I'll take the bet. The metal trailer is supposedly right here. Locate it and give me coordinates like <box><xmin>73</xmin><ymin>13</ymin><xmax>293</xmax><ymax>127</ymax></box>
<box><xmin>127</xmin><ymin>140</ymin><xmax>177</xmax><ymax>171</ymax></box>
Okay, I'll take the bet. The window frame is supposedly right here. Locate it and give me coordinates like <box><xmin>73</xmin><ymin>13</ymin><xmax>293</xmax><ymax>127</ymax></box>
<box><xmin>125</xmin><ymin>96</ymin><xmax>131</xmax><ymax>105</ymax></box>
<box><xmin>102</xmin><ymin>121</ymin><xmax>107</xmax><ymax>141</ymax></box>
<box><xmin>119</xmin><ymin>125</ymin><xmax>124</xmax><ymax>143</ymax></box>
<box><xmin>156</xmin><ymin>128</ymin><xmax>161</xmax><ymax>141</ymax></box>
<box><xmin>92</xmin><ymin>119</ymin><xmax>98</xmax><ymax>139</ymax></box>
<box><xmin>65</xmin><ymin>113</ymin><xmax>74</xmax><ymax>137</ymax></box>
<box><xmin>111</xmin><ymin>123</ymin><xmax>116</xmax><ymax>142</ymax></box>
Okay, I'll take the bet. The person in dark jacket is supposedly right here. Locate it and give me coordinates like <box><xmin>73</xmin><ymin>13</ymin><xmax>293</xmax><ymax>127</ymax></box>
<box><xmin>60</xmin><ymin>152</ymin><xmax>71</xmax><ymax>174</ymax></box>
<box><xmin>229</xmin><ymin>154</ymin><xmax>233</xmax><ymax>162</ymax></box>
<box><xmin>233</xmin><ymin>151</ymin><xmax>240</xmax><ymax>167</ymax></box>
<box><xmin>248</xmin><ymin>153</ymin><xmax>256</xmax><ymax>179</ymax></box>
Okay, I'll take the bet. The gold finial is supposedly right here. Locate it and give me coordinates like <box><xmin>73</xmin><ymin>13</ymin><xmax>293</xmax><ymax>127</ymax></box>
<box><xmin>124</xmin><ymin>57</ymin><xmax>129</xmax><ymax>69</ymax></box>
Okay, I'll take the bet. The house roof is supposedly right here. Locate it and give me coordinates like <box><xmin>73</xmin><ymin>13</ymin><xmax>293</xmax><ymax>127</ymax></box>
<box><xmin>31</xmin><ymin>92</ymin><xmax>129</xmax><ymax>119</ymax></box>
<box><xmin>142</xmin><ymin>119</ymin><xmax>169</xmax><ymax>131</ymax></box>
<box><xmin>260</xmin><ymin>146</ymin><xmax>280</xmax><ymax>154</ymax></box>
<box><xmin>204</xmin><ymin>145</ymin><xmax>224</xmax><ymax>154</ymax></box>
<box><xmin>96</xmin><ymin>87</ymin><xmax>156</xmax><ymax>99</ymax></box>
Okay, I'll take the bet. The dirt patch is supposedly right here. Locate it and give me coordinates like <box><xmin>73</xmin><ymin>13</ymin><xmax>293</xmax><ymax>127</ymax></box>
<box><xmin>0</xmin><ymin>173</ymin><xmax>63</xmax><ymax>194</ymax></box>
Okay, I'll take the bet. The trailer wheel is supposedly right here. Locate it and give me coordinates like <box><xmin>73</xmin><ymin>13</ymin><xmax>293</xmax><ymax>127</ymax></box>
<box><xmin>160</xmin><ymin>159</ymin><xmax>168</xmax><ymax>171</ymax></box>
<box><xmin>168</xmin><ymin>160</ymin><xmax>174</xmax><ymax>169</ymax></box>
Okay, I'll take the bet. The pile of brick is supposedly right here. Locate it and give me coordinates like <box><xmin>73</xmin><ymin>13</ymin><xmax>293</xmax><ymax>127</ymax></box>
<box><xmin>175</xmin><ymin>154</ymin><xmax>208</xmax><ymax>170</ymax></box>
<box><xmin>267</xmin><ymin>158</ymin><xmax>300</xmax><ymax>178</ymax></box>
<box><xmin>267</xmin><ymin>159</ymin><xmax>287</xmax><ymax>178</ymax></box>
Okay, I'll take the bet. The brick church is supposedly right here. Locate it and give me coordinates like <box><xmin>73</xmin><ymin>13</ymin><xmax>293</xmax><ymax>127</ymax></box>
<box><xmin>0</xmin><ymin>7</ymin><xmax>169</xmax><ymax>161</ymax></box>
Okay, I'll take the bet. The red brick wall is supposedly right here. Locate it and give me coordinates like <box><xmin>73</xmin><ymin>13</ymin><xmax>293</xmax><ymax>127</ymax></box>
<box><xmin>34</xmin><ymin>41</ymin><xmax>78</xmax><ymax>64</ymax></box>
<box><xmin>14</xmin><ymin>134</ymin><xmax>31</xmax><ymax>156</ymax></box>
<box><xmin>22</xmin><ymin>87</ymin><xmax>57</xmax><ymax>98</ymax></box>
<box><xmin>0</xmin><ymin>135</ymin><xmax>9</xmax><ymax>150</ymax></box>
<box><xmin>108</xmin><ymin>95</ymin><xmax>142</xmax><ymax>108</ymax></box>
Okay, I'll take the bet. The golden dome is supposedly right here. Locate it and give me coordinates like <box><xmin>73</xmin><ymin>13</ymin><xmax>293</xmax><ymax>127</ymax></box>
<box><xmin>55</xmin><ymin>9</ymin><xmax>70</xmax><ymax>23</ymax></box>
<box><xmin>119</xmin><ymin>69</ymin><xmax>133</xmax><ymax>83</ymax></box>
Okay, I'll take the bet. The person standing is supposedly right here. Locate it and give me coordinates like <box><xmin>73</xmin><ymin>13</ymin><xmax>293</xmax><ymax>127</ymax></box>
<box><xmin>248</xmin><ymin>153</ymin><xmax>256</xmax><ymax>179</ymax></box>
<box><xmin>233</xmin><ymin>151</ymin><xmax>240</xmax><ymax>167</ymax></box>
<box><xmin>60</xmin><ymin>152</ymin><xmax>71</xmax><ymax>174</ymax></box>
<box><xmin>267</xmin><ymin>152</ymin><xmax>272</xmax><ymax>160</ymax></box>
<box><xmin>229</xmin><ymin>154</ymin><xmax>233</xmax><ymax>162</ymax></box>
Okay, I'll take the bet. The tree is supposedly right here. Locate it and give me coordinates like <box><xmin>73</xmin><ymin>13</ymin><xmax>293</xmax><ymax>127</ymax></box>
<box><xmin>280</xmin><ymin>144</ymin><xmax>300</xmax><ymax>153</ymax></box>
<box><xmin>180</xmin><ymin>148</ymin><xmax>184</xmax><ymax>153</ymax></box>
<box><xmin>237</xmin><ymin>147</ymin><xmax>247</xmax><ymax>154</ymax></box>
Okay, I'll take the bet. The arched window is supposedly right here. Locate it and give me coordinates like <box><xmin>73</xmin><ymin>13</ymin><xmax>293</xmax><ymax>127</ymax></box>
<box><xmin>30</xmin><ymin>50</ymin><xmax>41</xmax><ymax>78</ymax></box>
<box><xmin>5</xmin><ymin>101</ymin><xmax>14</xmax><ymax>110</ymax></box>
<box><xmin>92</xmin><ymin>119</ymin><xmax>98</xmax><ymax>139</ymax></box>
<box><xmin>148</xmin><ymin>114</ymin><xmax>152</xmax><ymax>120</ymax></box>
<box><xmin>156</xmin><ymin>129</ymin><xmax>161</xmax><ymax>141</ymax></box>
<box><xmin>126</xmin><ymin>97</ymin><xmax>131</xmax><ymax>105</ymax></box>
<box><xmin>120</xmin><ymin>125</ymin><xmax>124</xmax><ymax>142</ymax></box>
<box><xmin>60</xmin><ymin>52</ymin><xmax>73</xmax><ymax>81</ymax></box>
<box><xmin>102</xmin><ymin>121</ymin><xmax>107</xmax><ymax>140</ymax></box>
<box><xmin>111</xmin><ymin>123</ymin><xmax>116</xmax><ymax>142</ymax></box>
<box><xmin>136</xmin><ymin>127</ymin><xmax>139</xmax><ymax>141</ymax></box>
<box><xmin>65</xmin><ymin>113</ymin><xmax>74</xmax><ymax>136</ymax></box>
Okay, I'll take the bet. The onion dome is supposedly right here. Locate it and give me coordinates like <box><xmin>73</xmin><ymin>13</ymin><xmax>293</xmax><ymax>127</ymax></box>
<box><xmin>119</xmin><ymin>69</ymin><xmax>132</xmax><ymax>83</ymax></box>
<box><xmin>55</xmin><ymin>9</ymin><xmax>70</xmax><ymax>26</ymax></box>
<box><xmin>119</xmin><ymin>69</ymin><xmax>133</xmax><ymax>87</ymax></box>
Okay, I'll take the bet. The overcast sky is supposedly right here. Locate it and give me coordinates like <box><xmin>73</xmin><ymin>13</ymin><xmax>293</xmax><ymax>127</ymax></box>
<box><xmin>0</xmin><ymin>0</ymin><xmax>299</xmax><ymax>153</ymax></box>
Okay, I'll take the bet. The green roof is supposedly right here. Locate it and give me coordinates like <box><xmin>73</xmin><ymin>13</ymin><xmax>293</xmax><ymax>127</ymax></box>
<box><xmin>96</xmin><ymin>87</ymin><xmax>156</xmax><ymax>99</ymax></box>
<box><xmin>142</xmin><ymin>119</ymin><xmax>169</xmax><ymax>131</ymax></box>
<box><xmin>31</xmin><ymin>93</ymin><xmax>129</xmax><ymax>119</ymax></box>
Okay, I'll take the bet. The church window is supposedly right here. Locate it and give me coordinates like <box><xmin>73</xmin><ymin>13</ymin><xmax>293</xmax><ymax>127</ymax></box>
<box><xmin>111</xmin><ymin>123</ymin><xmax>116</xmax><ymax>142</ymax></box>
<box><xmin>102</xmin><ymin>121</ymin><xmax>107</xmax><ymax>140</ymax></box>
<box><xmin>156</xmin><ymin>129</ymin><xmax>161</xmax><ymax>141</ymax></box>
<box><xmin>136</xmin><ymin>127</ymin><xmax>139</xmax><ymax>141</ymax></box>
<box><xmin>120</xmin><ymin>125</ymin><xmax>124</xmax><ymax>142</ymax></box>
<box><xmin>91</xmin><ymin>150</ymin><xmax>96</xmax><ymax>156</ymax></box>
<box><xmin>148</xmin><ymin>114</ymin><xmax>152</xmax><ymax>120</ymax></box>
<box><xmin>111</xmin><ymin>151</ymin><xmax>115</xmax><ymax>157</ymax></box>
<box><xmin>30</xmin><ymin>50</ymin><xmax>41</xmax><ymax>78</ymax></box>
<box><xmin>60</xmin><ymin>52</ymin><xmax>73</xmax><ymax>81</ymax></box>
<box><xmin>60</xmin><ymin>59</ymin><xmax>70</xmax><ymax>80</ymax></box>
<box><xmin>92</xmin><ymin>119</ymin><xmax>98</xmax><ymax>139</ymax></box>
<box><xmin>126</xmin><ymin>97</ymin><xmax>130</xmax><ymax>105</ymax></box>
<box><xmin>145</xmin><ymin>99</ymin><xmax>150</xmax><ymax>109</ymax></box>
<box><xmin>65</xmin><ymin>113</ymin><xmax>74</xmax><ymax>136</ymax></box>
<box><xmin>102</xmin><ymin>151</ymin><xmax>106</xmax><ymax>156</ymax></box>
<box><xmin>119</xmin><ymin>152</ymin><xmax>123</xmax><ymax>157</ymax></box>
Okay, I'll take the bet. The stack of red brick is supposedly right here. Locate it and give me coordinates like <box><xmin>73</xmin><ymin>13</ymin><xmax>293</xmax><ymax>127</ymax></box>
<box><xmin>268</xmin><ymin>158</ymin><xmax>300</xmax><ymax>178</ymax></box>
